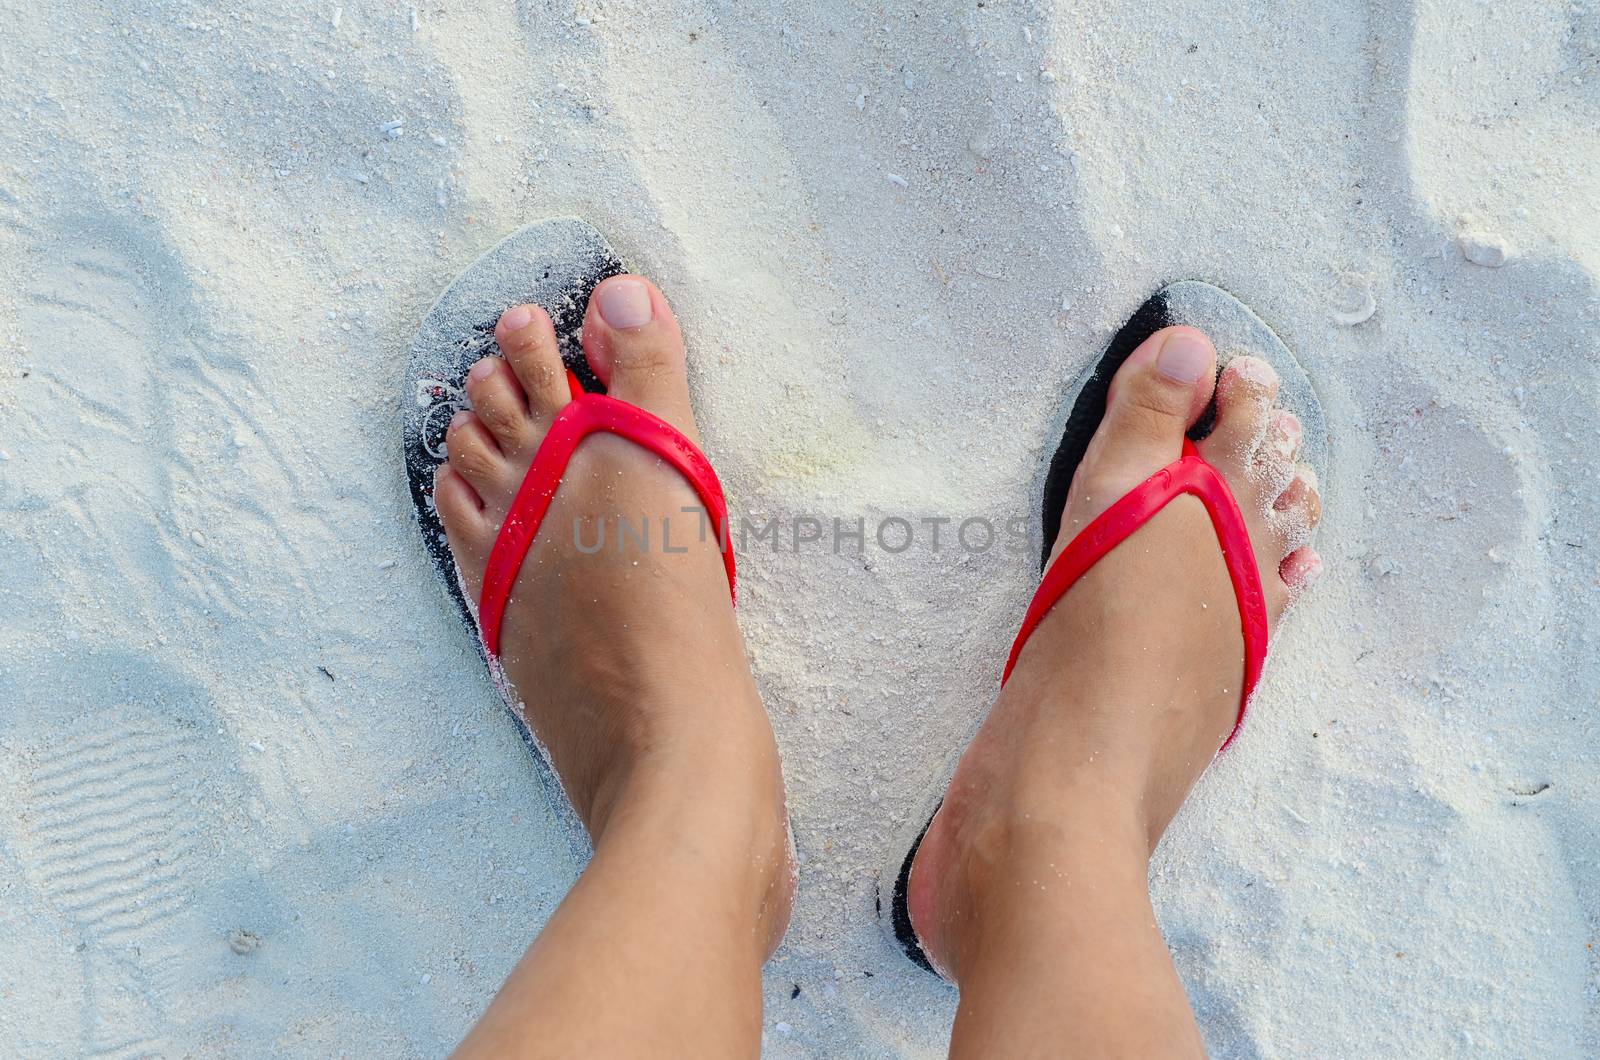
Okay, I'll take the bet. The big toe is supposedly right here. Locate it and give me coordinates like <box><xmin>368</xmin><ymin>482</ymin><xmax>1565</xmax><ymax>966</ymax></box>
<box><xmin>581</xmin><ymin>275</ymin><xmax>698</xmax><ymax>438</ymax></box>
<box><xmin>1076</xmin><ymin>326</ymin><xmax>1218</xmax><ymax>495</ymax></box>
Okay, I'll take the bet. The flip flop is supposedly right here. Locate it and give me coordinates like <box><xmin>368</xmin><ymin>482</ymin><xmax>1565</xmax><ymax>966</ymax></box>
<box><xmin>403</xmin><ymin>218</ymin><xmax>736</xmax><ymax>848</ymax></box>
<box><xmin>877</xmin><ymin>281</ymin><xmax>1330</xmax><ymax>978</ymax></box>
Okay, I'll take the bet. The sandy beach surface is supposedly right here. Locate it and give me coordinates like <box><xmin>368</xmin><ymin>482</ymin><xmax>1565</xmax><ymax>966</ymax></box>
<box><xmin>2</xmin><ymin>0</ymin><xmax>1597</xmax><ymax>1056</ymax></box>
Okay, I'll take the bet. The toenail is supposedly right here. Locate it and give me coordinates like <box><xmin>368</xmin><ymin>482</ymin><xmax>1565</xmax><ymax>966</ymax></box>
<box><xmin>469</xmin><ymin>358</ymin><xmax>498</xmax><ymax>381</ymax></box>
<box><xmin>449</xmin><ymin>410</ymin><xmax>472</xmax><ymax>430</ymax></box>
<box><xmin>1299</xmin><ymin>553</ymin><xmax>1325</xmax><ymax>587</ymax></box>
<box><xmin>500</xmin><ymin>304</ymin><xmax>533</xmax><ymax>332</ymax></box>
<box><xmin>597</xmin><ymin>277</ymin><xmax>654</xmax><ymax>329</ymax></box>
<box><xmin>1228</xmin><ymin>355</ymin><xmax>1278</xmax><ymax>389</ymax></box>
<box><xmin>1271</xmin><ymin>411</ymin><xmax>1302</xmax><ymax>457</ymax></box>
<box><xmin>1155</xmin><ymin>330</ymin><xmax>1212</xmax><ymax>384</ymax></box>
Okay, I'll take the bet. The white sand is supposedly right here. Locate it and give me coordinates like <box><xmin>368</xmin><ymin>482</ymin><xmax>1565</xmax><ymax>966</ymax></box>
<box><xmin>1</xmin><ymin>0</ymin><xmax>1597</xmax><ymax>1055</ymax></box>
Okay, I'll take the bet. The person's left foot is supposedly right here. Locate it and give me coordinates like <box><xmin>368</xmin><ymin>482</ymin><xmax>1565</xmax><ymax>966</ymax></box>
<box><xmin>433</xmin><ymin>276</ymin><xmax>794</xmax><ymax>955</ymax></box>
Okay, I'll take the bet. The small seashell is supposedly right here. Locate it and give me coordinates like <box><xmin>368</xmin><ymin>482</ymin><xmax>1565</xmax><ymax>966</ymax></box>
<box><xmin>1330</xmin><ymin>278</ymin><xmax>1376</xmax><ymax>326</ymax></box>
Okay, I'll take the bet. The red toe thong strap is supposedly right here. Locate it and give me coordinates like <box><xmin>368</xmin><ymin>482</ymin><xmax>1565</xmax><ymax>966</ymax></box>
<box><xmin>475</xmin><ymin>370</ymin><xmax>736</xmax><ymax>658</ymax></box>
<box><xmin>1002</xmin><ymin>439</ymin><xmax>1269</xmax><ymax>751</ymax></box>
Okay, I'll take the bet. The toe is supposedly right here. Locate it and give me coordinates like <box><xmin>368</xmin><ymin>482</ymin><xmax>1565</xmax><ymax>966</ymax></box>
<box><xmin>1262</xmin><ymin>409</ymin><xmax>1302</xmax><ymax>464</ymax></box>
<box><xmin>1080</xmin><ymin>326</ymin><xmax>1218</xmax><ymax>485</ymax></box>
<box><xmin>495</xmin><ymin>304</ymin><xmax>573</xmax><ymax>415</ymax></box>
<box><xmin>434</xmin><ymin>460</ymin><xmax>483</xmax><ymax>519</ymax></box>
<box><xmin>463</xmin><ymin>356</ymin><xmax>536</xmax><ymax>456</ymax></box>
<box><xmin>1199</xmin><ymin>355</ymin><xmax>1279</xmax><ymax>468</ymax></box>
<box><xmin>445</xmin><ymin>409</ymin><xmax>515</xmax><ymax>502</ymax></box>
<box><xmin>1272</xmin><ymin>465</ymin><xmax>1322</xmax><ymax>539</ymax></box>
<box><xmin>580</xmin><ymin>275</ymin><xmax>698</xmax><ymax>437</ymax></box>
<box><xmin>433</xmin><ymin>463</ymin><xmax>491</xmax><ymax>594</ymax></box>
<box><xmin>1279</xmin><ymin>546</ymin><xmax>1324</xmax><ymax>595</ymax></box>
<box><xmin>1247</xmin><ymin>409</ymin><xmax>1300</xmax><ymax>495</ymax></box>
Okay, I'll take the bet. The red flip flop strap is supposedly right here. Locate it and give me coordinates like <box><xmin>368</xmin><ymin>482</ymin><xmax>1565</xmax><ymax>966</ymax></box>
<box><xmin>1002</xmin><ymin>439</ymin><xmax>1269</xmax><ymax>751</ymax></box>
<box><xmin>476</xmin><ymin>374</ymin><xmax>735</xmax><ymax>657</ymax></box>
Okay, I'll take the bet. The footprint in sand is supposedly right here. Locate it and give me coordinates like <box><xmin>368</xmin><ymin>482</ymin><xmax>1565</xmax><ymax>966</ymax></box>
<box><xmin>7</xmin><ymin>707</ymin><xmax>201</xmax><ymax>1058</ymax></box>
<box><xmin>0</xmin><ymin>213</ymin><xmax>288</xmax><ymax>1056</ymax></box>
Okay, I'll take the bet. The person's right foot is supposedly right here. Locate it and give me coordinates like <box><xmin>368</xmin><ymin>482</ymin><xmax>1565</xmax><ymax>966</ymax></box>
<box><xmin>905</xmin><ymin>325</ymin><xmax>1324</xmax><ymax>981</ymax></box>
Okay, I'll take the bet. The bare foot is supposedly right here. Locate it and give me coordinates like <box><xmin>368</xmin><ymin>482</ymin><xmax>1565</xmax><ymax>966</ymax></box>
<box><xmin>906</xmin><ymin>325</ymin><xmax>1323</xmax><ymax>982</ymax></box>
<box><xmin>433</xmin><ymin>275</ymin><xmax>793</xmax><ymax>955</ymax></box>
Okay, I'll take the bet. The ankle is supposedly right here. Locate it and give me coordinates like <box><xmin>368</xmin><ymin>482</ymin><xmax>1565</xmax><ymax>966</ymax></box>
<box><xmin>587</xmin><ymin>732</ymin><xmax>795</xmax><ymax>954</ymax></box>
<box><xmin>543</xmin><ymin>669</ymin><xmax>774</xmax><ymax>835</ymax></box>
<box><xmin>911</xmin><ymin>770</ymin><xmax>1152</xmax><ymax>978</ymax></box>
<box><xmin>977</xmin><ymin>673</ymin><xmax>1223</xmax><ymax>848</ymax></box>
<box><xmin>954</xmin><ymin>780</ymin><xmax>1150</xmax><ymax>896</ymax></box>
